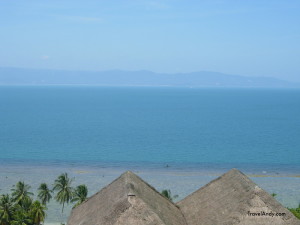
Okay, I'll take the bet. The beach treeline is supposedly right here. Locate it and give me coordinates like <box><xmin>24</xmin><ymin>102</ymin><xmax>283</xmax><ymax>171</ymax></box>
<box><xmin>0</xmin><ymin>173</ymin><xmax>88</xmax><ymax>225</ymax></box>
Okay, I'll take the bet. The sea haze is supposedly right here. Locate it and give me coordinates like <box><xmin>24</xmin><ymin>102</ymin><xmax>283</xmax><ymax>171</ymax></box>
<box><xmin>0</xmin><ymin>86</ymin><xmax>300</xmax><ymax>171</ymax></box>
<box><xmin>0</xmin><ymin>67</ymin><xmax>299</xmax><ymax>87</ymax></box>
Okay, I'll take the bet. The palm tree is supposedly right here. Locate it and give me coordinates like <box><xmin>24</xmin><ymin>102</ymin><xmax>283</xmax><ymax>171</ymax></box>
<box><xmin>288</xmin><ymin>204</ymin><xmax>300</xmax><ymax>219</ymax></box>
<box><xmin>30</xmin><ymin>201</ymin><xmax>47</xmax><ymax>225</ymax></box>
<box><xmin>18</xmin><ymin>197</ymin><xmax>32</xmax><ymax>213</ymax></box>
<box><xmin>53</xmin><ymin>173</ymin><xmax>74</xmax><ymax>213</ymax></box>
<box><xmin>71</xmin><ymin>185</ymin><xmax>88</xmax><ymax>208</ymax></box>
<box><xmin>38</xmin><ymin>183</ymin><xmax>52</xmax><ymax>205</ymax></box>
<box><xmin>11</xmin><ymin>181</ymin><xmax>33</xmax><ymax>204</ymax></box>
<box><xmin>0</xmin><ymin>194</ymin><xmax>15</xmax><ymax>225</ymax></box>
<box><xmin>161</xmin><ymin>189</ymin><xmax>178</xmax><ymax>202</ymax></box>
<box><xmin>11</xmin><ymin>209</ymin><xmax>32</xmax><ymax>225</ymax></box>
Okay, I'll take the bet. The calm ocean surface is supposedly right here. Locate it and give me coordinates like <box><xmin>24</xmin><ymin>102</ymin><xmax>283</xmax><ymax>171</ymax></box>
<box><xmin>0</xmin><ymin>86</ymin><xmax>300</xmax><ymax>171</ymax></box>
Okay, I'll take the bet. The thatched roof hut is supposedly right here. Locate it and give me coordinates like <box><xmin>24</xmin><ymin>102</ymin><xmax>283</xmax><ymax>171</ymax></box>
<box><xmin>67</xmin><ymin>171</ymin><xmax>187</xmax><ymax>225</ymax></box>
<box><xmin>68</xmin><ymin>169</ymin><xmax>300</xmax><ymax>225</ymax></box>
<box><xmin>178</xmin><ymin>168</ymin><xmax>300</xmax><ymax>225</ymax></box>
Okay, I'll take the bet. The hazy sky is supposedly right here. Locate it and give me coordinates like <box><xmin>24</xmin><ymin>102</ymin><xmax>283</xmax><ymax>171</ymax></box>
<box><xmin>1</xmin><ymin>0</ymin><xmax>299</xmax><ymax>81</ymax></box>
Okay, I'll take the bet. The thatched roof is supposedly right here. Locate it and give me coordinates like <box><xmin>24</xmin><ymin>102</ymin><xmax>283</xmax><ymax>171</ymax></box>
<box><xmin>67</xmin><ymin>171</ymin><xmax>187</xmax><ymax>225</ymax></box>
<box><xmin>178</xmin><ymin>168</ymin><xmax>300</xmax><ymax>225</ymax></box>
<box><xmin>68</xmin><ymin>169</ymin><xmax>300</xmax><ymax>225</ymax></box>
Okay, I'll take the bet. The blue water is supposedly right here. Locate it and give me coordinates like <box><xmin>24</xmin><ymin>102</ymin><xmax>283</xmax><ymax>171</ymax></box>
<box><xmin>1</xmin><ymin>86</ymin><xmax>300</xmax><ymax>171</ymax></box>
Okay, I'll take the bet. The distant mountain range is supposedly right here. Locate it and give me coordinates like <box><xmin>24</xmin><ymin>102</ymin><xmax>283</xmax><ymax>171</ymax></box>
<box><xmin>0</xmin><ymin>67</ymin><xmax>299</xmax><ymax>88</ymax></box>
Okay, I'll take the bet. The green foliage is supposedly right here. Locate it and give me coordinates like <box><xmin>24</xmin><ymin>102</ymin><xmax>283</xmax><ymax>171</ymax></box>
<box><xmin>288</xmin><ymin>205</ymin><xmax>300</xmax><ymax>220</ymax></box>
<box><xmin>0</xmin><ymin>194</ymin><xmax>15</xmax><ymax>225</ymax></box>
<box><xmin>160</xmin><ymin>189</ymin><xmax>178</xmax><ymax>202</ymax></box>
<box><xmin>18</xmin><ymin>198</ymin><xmax>32</xmax><ymax>213</ymax></box>
<box><xmin>268</xmin><ymin>192</ymin><xmax>299</xmax><ymax>220</ymax></box>
<box><xmin>11</xmin><ymin>182</ymin><xmax>33</xmax><ymax>205</ymax></box>
<box><xmin>30</xmin><ymin>201</ymin><xmax>47</xmax><ymax>225</ymax></box>
<box><xmin>53</xmin><ymin>173</ymin><xmax>74</xmax><ymax>213</ymax></box>
<box><xmin>1</xmin><ymin>172</ymin><xmax>88</xmax><ymax>224</ymax></box>
<box><xmin>0</xmin><ymin>185</ymin><xmax>47</xmax><ymax>225</ymax></box>
<box><xmin>37</xmin><ymin>183</ymin><xmax>52</xmax><ymax>206</ymax></box>
<box><xmin>11</xmin><ymin>209</ymin><xmax>32</xmax><ymax>225</ymax></box>
<box><xmin>71</xmin><ymin>185</ymin><xmax>88</xmax><ymax>208</ymax></box>
<box><xmin>161</xmin><ymin>189</ymin><xmax>171</xmax><ymax>200</ymax></box>
<box><xmin>1</xmin><ymin>181</ymin><xmax>48</xmax><ymax>225</ymax></box>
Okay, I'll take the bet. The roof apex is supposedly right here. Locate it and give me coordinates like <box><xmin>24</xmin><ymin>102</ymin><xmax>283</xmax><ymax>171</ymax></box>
<box><xmin>68</xmin><ymin>170</ymin><xmax>187</xmax><ymax>225</ymax></box>
<box><xmin>178</xmin><ymin>169</ymin><xmax>300</xmax><ymax>225</ymax></box>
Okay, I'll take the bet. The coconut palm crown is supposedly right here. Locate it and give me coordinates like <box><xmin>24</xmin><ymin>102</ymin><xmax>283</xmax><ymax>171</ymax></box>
<box><xmin>11</xmin><ymin>209</ymin><xmax>32</xmax><ymax>225</ymax></box>
<box><xmin>11</xmin><ymin>182</ymin><xmax>33</xmax><ymax>204</ymax></box>
<box><xmin>0</xmin><ymin>194</ymin><xmax>15</xmax><ymax>225</ymax></box>
<box><xmin>161</xmin><ymin>189</ymin><xmax>178</xmax><ymax>202</ymax></box>
<box><xmin>71</xmin><ymin>184</ymin><xmax>88</xmax><ymax>208</ymax></box>
<box><xmin>53</xmin><ymin>173</ymin><xmax>74</xmax><ymax>213</ymax></box>
<box><xmin>38</xmin><ymin>183</ymin><xmax>52</xmax><ymax>206</ymax></box>
<box><xmin>30</xmin><ymin>200</ymin><xmax>47</xmax><ymax>225</ymax></box>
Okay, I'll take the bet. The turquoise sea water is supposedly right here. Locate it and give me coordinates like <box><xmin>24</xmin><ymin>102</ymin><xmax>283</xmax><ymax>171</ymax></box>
<box><xmin>1</xmin><ymin>86</ymin><xmax>300</xmax><ymax>222</ymax></box>
<box><xmin>1</xmin><ymin>86</ymin><xmax>300</xmax><ymax>168</ymax></box>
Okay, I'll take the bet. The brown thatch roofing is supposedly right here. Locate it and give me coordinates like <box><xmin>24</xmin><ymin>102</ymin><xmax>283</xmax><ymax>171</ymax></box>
<box><xmin>178</xmin><ymin>168</ymin><xmax>300</xmax><ymax>225</ymax></box>
<box><xmin>67</xmin><ymin>171</ymin><xmax>187</xmax><ymax>225</ymax></box>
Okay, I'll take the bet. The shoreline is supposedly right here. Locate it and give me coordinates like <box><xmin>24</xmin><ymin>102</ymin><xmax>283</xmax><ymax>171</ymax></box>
<box><xmin>1</xmin><ymin>158</ymin><xmax>300</xmax><ymax>174</ymax></box>
<box><xmin>44</xmin><ymin>223</ymin><xmax>61</xmax><ymax>225</ymax></box>
<box><xmin>1</xmin><ymin>161</ymin><xmax>300</xmax><ymax>223</ymax></box>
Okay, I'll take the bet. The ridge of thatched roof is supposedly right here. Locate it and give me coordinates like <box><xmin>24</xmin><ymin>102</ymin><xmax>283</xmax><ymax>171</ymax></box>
<box><xmin>67</xmin><ymin>171</ymin><xmax>187</xmax><ymax>225</ymax></box>
<box><xmin>178</xmin><ymin>168</ymin><xmax>300</xmax><ymax>225</ymax></box>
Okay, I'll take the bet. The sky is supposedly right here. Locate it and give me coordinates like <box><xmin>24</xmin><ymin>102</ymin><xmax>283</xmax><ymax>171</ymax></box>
<box><xmin>0</xmin><ymin>0</ymin><xmax>300</xmax><ymax>82</ymax></box>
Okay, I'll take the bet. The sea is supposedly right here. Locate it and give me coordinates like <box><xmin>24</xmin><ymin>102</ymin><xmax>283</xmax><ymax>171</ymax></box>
<box><xmin>0</xmin><ymin>86</ymin><xmax>300</xmax><ymax>223</ymax></box>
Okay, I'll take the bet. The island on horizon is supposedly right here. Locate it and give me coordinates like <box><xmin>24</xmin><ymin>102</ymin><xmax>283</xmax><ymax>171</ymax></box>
<box><xmin>0</xmin><ymin>67</ymin><xmax>299</xmax><ymax>88</ymax></box>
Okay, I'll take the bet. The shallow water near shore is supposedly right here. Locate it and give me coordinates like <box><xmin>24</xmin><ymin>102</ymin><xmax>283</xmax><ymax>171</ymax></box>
<box><xmin>1</xmin><ymin>161</ymin><xmax>300</xmax><ymax>223</ymax></box>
